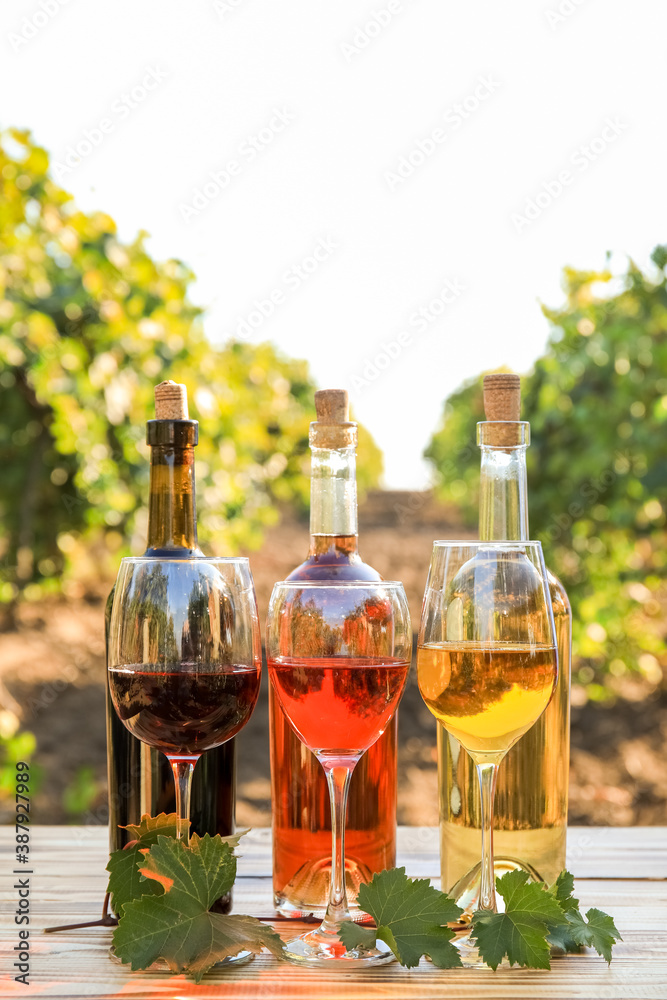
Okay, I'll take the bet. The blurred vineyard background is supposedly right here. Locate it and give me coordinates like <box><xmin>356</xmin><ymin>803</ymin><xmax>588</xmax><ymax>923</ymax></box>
<box><xmin>1</xmin><ymin>127</ymin><xmax>665</xmax><ymax>828</ymax></box>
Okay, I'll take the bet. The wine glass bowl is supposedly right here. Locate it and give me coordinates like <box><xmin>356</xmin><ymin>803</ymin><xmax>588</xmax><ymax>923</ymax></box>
<box><xmin>268</xmin><ymin>584</ymin><xmax>407</xmax><ymax>762</ymax></box>
<box><xmin>418</xmin><ymin>544</ymin><xmax>557</xmax><ymax>763</ymax></box>
<box><xmin>108</xmin><ymin>557</ymin><xmax>261</xmax><ymax>833</ymax></box>
<box><xmin>266</xmin><ymin>580</ymin><xmax>411</xmax><ymax>967</ymax></box>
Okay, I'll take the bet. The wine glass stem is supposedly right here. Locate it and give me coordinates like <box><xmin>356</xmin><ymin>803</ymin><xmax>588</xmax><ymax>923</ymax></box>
<box><xmin>476</xmin><ymin>762</ymin><xmax>499</xmax><ymax>912</ymax></box>
<box><xmin>320</xmin><ymin>762</ymin><xmax>354</xmax><ymax>934</ymax></box>
<box><xmin>168</xmin><ymin>756</ymin><xmax>196</xmax><ymax>844</ymax></box>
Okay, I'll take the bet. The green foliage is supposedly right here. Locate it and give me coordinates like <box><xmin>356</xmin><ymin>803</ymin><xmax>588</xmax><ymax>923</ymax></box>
<box><xmin>106</xmin><ymin>812</ymin><xmax>244</xmax><ymax>914</ymax></box>
<box><xmin>471</xmin><ymin>869</ymin><xmax>621</xmax><ymax>969</ymax></box>
<box><xmin>0</xmin><ymin>727</ymin><xmax>37</xmax><ymax>798</ymax></box>
<box><xmin>0</xmin><ymin>127</ymin><xmax>382</xmax><ymax>600</ymax></box>
<box><xmin>339</xmin><ymin>867</ymin><xmax>463</xmax><ymax>968</ymax></box>
<box><xmin>556</xmin><ymin>908</ymin><xmax>621</xmax><ymax>964</ymax></box>
<box><xmin>111</xmin><ymin>831</ymin><xmax>284</xmax><ymax>981</ymax></box>
<box><xmin>62</xmin><ymin>765</ymin><xmax>101</xmax><ymax>819</ymax></box>
<box><xmin>107</xmin><ymin>813</ymin><xmax>191</xmax><ymax>914</ymax></box>
<box><xmin>472</xmin><ymin>870</ymin><xmax>569</xmax><ymax>970</ymax></box>
<box><xmin>345</xmin><ymin>866</ymin><xmax>619</xmax><ymax>971</ymax></box>
<box><xmin>425</xmin><ymin>255</ymin><xmax>667</xmax><ymax>679</ymax></box>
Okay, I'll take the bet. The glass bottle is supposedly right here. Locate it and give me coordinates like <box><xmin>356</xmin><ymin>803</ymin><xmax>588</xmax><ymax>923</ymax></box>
<box><xmin>105</xmin><ymin>382</ymin><xmax>235</xmax><ymax>909</ymax></box>
<box><xmin>438</xmin><ymin>374</ymin><xmax>571</xmax><ymax>904</ymax></box>
<box><xmin>269</xmin><ymin>389</ymin><xmax>398</xmax><ymax>917</ymax></box>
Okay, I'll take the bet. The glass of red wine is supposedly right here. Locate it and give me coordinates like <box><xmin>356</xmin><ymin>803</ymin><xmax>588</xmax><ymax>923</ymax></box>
<box><xmin>266</xmin><ymin>580</ymin><xmax>412</xmax><ymax>967</ymax></box>
<box><xmin>107</xmin><ymin>557</ymin><xmax>262</xmax><ymax>846</ymax></box>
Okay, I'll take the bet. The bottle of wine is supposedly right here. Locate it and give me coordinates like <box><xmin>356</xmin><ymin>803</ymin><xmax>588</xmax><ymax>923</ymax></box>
<box><xmin>438</xmin><ymin>373</ymin><xmax>571</xmax><ymax>902</ymax></box>
<box><xmin>269</xmin><ymin>388</ymin><xmax>398</xmax><ymax>917</ymax></box>
<box><xmin>105</xmin><ymin>381</ymin><xmax>235</xmax><ymax>909</ymax></box>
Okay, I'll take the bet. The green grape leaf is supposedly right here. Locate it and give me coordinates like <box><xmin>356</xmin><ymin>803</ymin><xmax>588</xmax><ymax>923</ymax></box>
<box><xmin>563</xmin><ymin>908</ymin><xmax>622</xmax><ymax>964</ymax></box>
<box><xmin>545</xmin><ymin>871</ymin><xmax>622</xmax><ymax>960</ymax></box>
<box><xmin>339</xmin><ymin>867</ymin><xmax>463</xmax><ymax>969</ymax></box>
<box><xmin>106</xmin><ymin>812</ymin><xmax>247</xmax><ymax>914</ymax></box>
<box><xmin>545</xmin><ymin>870</ymin><xmax>584</xmax><ymax>953</ymax></box>
<box><xmin>112</xmin><ymin>834</ymin><xmax>284</xmax><ymax>982</ymax></box>
<box><xmin>471</xmin><ymin>870</ymin><xmax>568</xmax><ymax>970</ymax></box>
<box><xmin>119</xmin><ymin>812</ymin><xmax>191</xmax><ymax>844</ymax></box>
<box><xmin>545</xmin><ymin>921</ymin><xmax>582</xmax><ymax>955</ymax></box>
<box><xmin>549</xmin><ymin>869</ymin><xmax>580</xmax><ymax>912</ymax></box>
<box><xmin>107</xmin><ymin>813</ymin><xmax>190</xmax><ymax>914</ymax></box>
<box><xmin>336</xmin><ymin>922</ymin><xmax>379</xmax><ymax>952</ymax></box>
<box><xmin>472</xmin><ymin>869</ymin><xmax>621</xmax><ymax>970</ymax></box>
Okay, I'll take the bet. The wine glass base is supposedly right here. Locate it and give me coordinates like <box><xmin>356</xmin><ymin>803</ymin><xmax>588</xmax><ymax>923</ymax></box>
<box><xmin>452</xmin><ymin>931</ymin><xmax>492</xmax><ymax>969</ymax></box>
<box><xmin>109</xmin><ymin>948</ymin><xmax>254</xmax><ymax>971</ymax></box>
<box><xmin>449</xmin><ymin>856</ymin><xmax>542</xmax><ymax>918</ymax></box>
<box><xmin>283</xmin><ymin>929</ymin><xmax>395</xmax><ymax>968</ymax></box>
<box><xmin>274</xmin><ymin>855</ymin><xmax>374</xmax><ymax>920</ymax></box>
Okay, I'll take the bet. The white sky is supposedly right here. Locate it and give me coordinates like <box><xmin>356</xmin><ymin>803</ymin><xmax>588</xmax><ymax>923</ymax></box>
<box><xmin>1</xmin><ymin>0</ymin><xmax>663</xmax><ymax>487</ymax></box>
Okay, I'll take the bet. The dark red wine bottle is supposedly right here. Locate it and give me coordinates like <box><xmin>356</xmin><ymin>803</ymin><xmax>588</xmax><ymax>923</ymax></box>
<box><xmin>105</xmin><ymin>381</ymin><xmax>236</xmax><ymax>910</ymax></box>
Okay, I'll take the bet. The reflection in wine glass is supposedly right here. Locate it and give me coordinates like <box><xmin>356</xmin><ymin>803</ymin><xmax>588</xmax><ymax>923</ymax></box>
<box><xmin>417</xmin><ymin>542</ymin><xmax>558</xmax><ymax>964</ymax></box>
<box><xmin>266</xmin><ymin>581</ymin><xmax>411</xmax><ymax>968</ymax></box>
<box><xmin>108</xmin><ymin>557</ymin><xmax>261</xmax><ymax>845</ymax></box>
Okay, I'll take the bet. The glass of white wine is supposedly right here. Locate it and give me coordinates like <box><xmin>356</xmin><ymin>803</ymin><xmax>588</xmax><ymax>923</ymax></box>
<box><xmin>417</xmin><ymin>541</ymin><xmax>558</xmax><ymax>963</ymax></box>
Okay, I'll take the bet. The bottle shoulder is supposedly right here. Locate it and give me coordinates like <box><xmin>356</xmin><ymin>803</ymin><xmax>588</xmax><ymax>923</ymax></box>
<box><xmin>546</xmin><ymin>567</ymin><xmax>571</xmax><ymax>616</ymax></box>
<box><xmin>104</xmin><ymin>584</ymin><xmax>115</xmax><ymax>632</ymax></box>
<box><xmin>287</xmin><ymin>555</ymin><xmax>382</xmax><ymax>582</ymax></box>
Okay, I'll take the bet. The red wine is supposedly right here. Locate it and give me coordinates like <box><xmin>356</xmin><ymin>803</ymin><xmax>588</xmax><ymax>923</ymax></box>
<box><xmin>109</xmin><ymin>663</ymin><xmax>261</xmax><ymax>756</ymax></box>
<box><xmin>268</xmin><ymin>655</ymin><xmax>409</xmax><ymax>759</ymax></box>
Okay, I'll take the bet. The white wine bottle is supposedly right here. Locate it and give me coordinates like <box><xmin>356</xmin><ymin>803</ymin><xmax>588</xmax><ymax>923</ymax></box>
<box><xmin>438</xmin><ymin>373</ymin><xmax>571</xmax><ymax>906</ymax></box>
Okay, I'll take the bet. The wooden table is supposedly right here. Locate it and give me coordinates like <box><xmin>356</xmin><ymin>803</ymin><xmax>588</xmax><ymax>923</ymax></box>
<box><xmin>1</xmin><ymin>826</ymin><xmax>666</xmax><ymax>998</ymax></box>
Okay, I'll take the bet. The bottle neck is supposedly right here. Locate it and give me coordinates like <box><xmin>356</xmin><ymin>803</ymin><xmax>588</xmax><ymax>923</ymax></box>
<box><xmin>478</xmin><ymin>422</ymin><xmax>530</xmax><ymax>542</ymax></box>
<box><xmin>145</xmin><ymin>444</ymin><xmax>201</xmax><ymax>555</ymax></box>
<box><xmin>309</xmin><ymin>444</ymin><xmax>358</xmax><ymax>551</ymax></box>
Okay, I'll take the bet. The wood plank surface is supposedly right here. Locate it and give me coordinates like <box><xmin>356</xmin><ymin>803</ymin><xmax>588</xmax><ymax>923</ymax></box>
<box><xmin>1</xmin><ymin>826</ymin><xmax>666</xmax><ymax>999</ymax></box>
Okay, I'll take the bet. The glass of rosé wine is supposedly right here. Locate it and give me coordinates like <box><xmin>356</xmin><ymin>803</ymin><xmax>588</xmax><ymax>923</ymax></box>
<box><xmin>107</xmin><ymin>557</ymin><xmax>262</xmax><ymax>845</ymax></box>
<box><xmin>417</xmin><ymin>541</ymin><xmax>558</xmax><ymax>962</ymax></box>
<box><xmin>266</xmin><ymin>580</ymin><xmax>412</xmax><ymax>967</ymax></box>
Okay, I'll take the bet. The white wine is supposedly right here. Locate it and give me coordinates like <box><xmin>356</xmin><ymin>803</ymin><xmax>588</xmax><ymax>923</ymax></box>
<box><xmin>419</xmin><ymin>641</ymin><xmax>557</xmax><ymax>763</ymax></box>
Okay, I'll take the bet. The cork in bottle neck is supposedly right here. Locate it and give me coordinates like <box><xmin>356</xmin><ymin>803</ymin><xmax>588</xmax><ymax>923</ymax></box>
<box><xmin>478</xmin><ymin>373</ymin><xmax>529</xmax><ymax>449</ymax></box>
<box><xmin>155</xmin><ymin>380</ymin><xmax>189</xmax><ymax>419</ymax></box>
<box><xmin>310</xmin><ymin>388</ymin><xmax>357</xmax><ymax>449</ymax></box>
<box><xmin>147</xmin><ymin>380</ymin><xmax>198</xmax><ymax>447</ymax></box>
